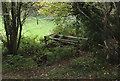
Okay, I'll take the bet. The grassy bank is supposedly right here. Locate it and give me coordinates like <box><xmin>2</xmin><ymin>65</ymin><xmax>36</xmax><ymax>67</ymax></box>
<box><xmin>0</xmin><ymin>16</ymin><xmax>56</xmax><ymax>38</ymax></box>
<box><xmin>22</xmin><ymin>16</ymin><xmax>56</xmax><ymax>38</ymax></box>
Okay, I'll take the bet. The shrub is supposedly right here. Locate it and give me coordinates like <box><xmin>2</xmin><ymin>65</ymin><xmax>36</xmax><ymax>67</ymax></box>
<box><xmin>69</xmin><ymin>56</ymin><xmax>95</xmax><ymax>71</ymax></box>
<box><xmin>18</xmin><ymin>36</ymin><xmax>45</xmax><ymax>57</ymax></box>
<box><xmin>53</xmin><ymin>25</ymin><xmax>76</xmax><ymax>36</ymax></box>
<box><xmin>95</xmin><ymin>49</ymin><xmax>119</xmax><ymax>65</ymax></box>
<box><xmin>46</xmin><ymin>46</ymin><xmax>77</xmax><ymax>64</ymax></box>
<box><xmin>3</xmin><ymin>55</ymin><xmax>37</xmax><ymax>71</ymax></box>
<box><xmin>79</xmin><ymin>40</ymin><xmax>89</xmax><ymax>51</ymax></box>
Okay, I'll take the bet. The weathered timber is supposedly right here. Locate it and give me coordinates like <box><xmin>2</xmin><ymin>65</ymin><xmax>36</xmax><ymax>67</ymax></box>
<box><xmin>47</xmin><ymin>33</ymin><xmax>55</xmax><ymax>37</ymax></box>
<box><xmin>53</xmin><ymin>34</ymin><xmax>88</xmax><ymax>40</ymax></box>
<box><xmin>52</xmin><ymin>40</ymin><xmax>76</xmax><ymax>45</ymax></box>
<box><xmin>44</xmin><ymin>33</ymin><xmax>88</xmax><ymax>45</ymax></box>
<box><xmin>49</xmin><ymin>37</ymin><xmax>78</xmax><ymax>43</ymax></box>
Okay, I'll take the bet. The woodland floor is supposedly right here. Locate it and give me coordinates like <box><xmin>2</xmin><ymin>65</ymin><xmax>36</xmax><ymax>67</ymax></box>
<box><xmin>2</xmin><ymin>51</ymin><xmax>89</xmax><ymax>79</ymax></box>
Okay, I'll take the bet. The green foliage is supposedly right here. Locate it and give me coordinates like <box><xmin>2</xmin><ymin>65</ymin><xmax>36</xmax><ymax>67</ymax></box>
<box><xmin>69</xmin><ymin>53</ymin><xmax>118</xmax><ymax>79</ymax></box>
<box><xmin>40</xmin><ymin>2</ymin><xmax>78</xmax><ymax>36</ymax></box>
<box><xmin>40</xmin><ymin>2</ymin><xmax>71</xmax><ymax>17</ymax></box>
<box><xmin>3</xmin><ymin>55</ymin><xmax>37</xmax><ymax>71</ymax></box>
<box><xmin>46</xmin><ymin>46</ymin><xmax>77</xmax><ymax>64</ymax></box>
<box><xmin>18</xmin><ymin>36</ymin><xmax>77</xmax><ymax>66</ymax></box>
<box><xmin>79</xmin><ymin>40</ymin><xmax>89</xmax><ymax>51</ymax></box>
<box><xmin>39</xmin><ymin>52</ymin><xmax>118</xmax><ymax>79</ymax></box>
<box><xmin>69</xmin><ymin>54</ymin><xmax>95</xmax><ymax>71</ymax></box>
<box><xmin>2</xmin><ymin>2</ymin><xmax>120</xmax><ymax>79</ymax></box>
<box><xmin>69</xmin><ymin>52</ymin><xmax>108</xmax><ymax>71</ymax></box>
<box><xmin>53</xmin><ymin>22</ymin><xmax>76</xmax><ymax>36</ymax></box>
<box><xmin>40</xmin><ymin>67</ymin><xmax>71</xmax><ymax>79</ymax></box>
<box><xmin>71</xmin><ymin>3</ymin><xmax>105</xmax><ymax>47</ymax></box>
<box><xmin>18</xmin><ymin>36</ymin><xmax>45</xmax><ymax>57</ymax></box>
<box><xmin>95</xmin><ymin>49</ymin><xmax>119</xmax><ymax>65</ymax></box>
<box><xmin>3</xmin><ymin>36</ymin><xmax>47</xmax><ymax>71</ymax></box>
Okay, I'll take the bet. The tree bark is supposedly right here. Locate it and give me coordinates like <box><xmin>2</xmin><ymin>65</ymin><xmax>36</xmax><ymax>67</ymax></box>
<box><xmin>10</xmin><ymin>2</ymin><xmax>17</xmax><ymax>54</ymax></box>
<box><xmin>2</xmin><ymin>2</ymin><xmax>11</xmax><ymax>52</ymax></box>
<box><xmin>17</xmin><ymin>3</ymin><xmax>22</xmax><ymax>50</ymax></box>
<box><xmin>2</xmin><ymin>2</ymin><xmax>22</xmax><ymax>55</ymax></box>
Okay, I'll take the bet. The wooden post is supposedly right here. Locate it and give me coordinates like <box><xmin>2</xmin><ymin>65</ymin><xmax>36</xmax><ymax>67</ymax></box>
<box><xmin>44</xmin><ymin>36</ymin><xmax>47</xmax><ymax>44</ymax></box>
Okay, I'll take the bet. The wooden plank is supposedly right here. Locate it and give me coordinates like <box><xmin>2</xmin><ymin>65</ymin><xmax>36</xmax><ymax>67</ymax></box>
<box><xmin>80</xmin><ymin>38</ymin><xmax>88</xmax><ymax>40</ymax></box>
<box><xmin>56</xmin><ymin>34</ymin><xmax>77</xmax><ymax>39</ymax></box>
<box><xmin>53</xmin><ymin>40</ymin><xmax>58</xmax><ymax>43</ymax></box>
<box><xmin>65</xmin><ymin>36</ymin><xmax>78</xmax><ymax>39</ymax></box>
<box><xmin>56</xmin><ymin>34</ymin><xmax>63</xmax><ymax>37</ymax></box>
<box><xmin>55</xmin><ymin>34</ymin><xmax>88</xmax><ymax>40</ymax></box>
<box><xmin>44</xmin><ymin>33</ymin><xmax>88</xmax><ymax>45</ymax></box>
<box><xmin>53</xmin><ymin>40</ymin><xmax>76</xmax><ymax>45</ymax></box>
<box><xmin>49</xmin><ymin>37</ymin><xmax>78</xmax><ymax>43</ymax></box>
<box><xmin>47</xmin><ymin>33</ymin><xmax>55</xmax><ymax>36</ymax></box>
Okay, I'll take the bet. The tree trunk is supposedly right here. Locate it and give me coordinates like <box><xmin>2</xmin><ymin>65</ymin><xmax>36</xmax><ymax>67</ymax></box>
<box><xmin>2</xmin><ymin>2</ymin><xmax>11</xmax><ymax>52</ymax></box>
<box><xmin>2</xmin><ymin>2</ymin><xmax>22</xmax><ymax>55</ymax></box>
<box><xmin>10</xmin><ymin>2</ymin><xmax>17</xmax><ymax>54</ymax></box>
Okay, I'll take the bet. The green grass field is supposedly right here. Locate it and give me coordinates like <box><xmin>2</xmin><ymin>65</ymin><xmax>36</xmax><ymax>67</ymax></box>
<box><xmin>0</xmin><ymin>16</ymin><xmax>56</xmax><ymax>38</ymax></box>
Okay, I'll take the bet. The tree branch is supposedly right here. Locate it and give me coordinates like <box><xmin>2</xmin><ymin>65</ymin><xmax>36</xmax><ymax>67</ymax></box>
<box><xmin>76</xmin><ymin>3</ymin><xmax>104</xmax><ymax>32</ymax></box>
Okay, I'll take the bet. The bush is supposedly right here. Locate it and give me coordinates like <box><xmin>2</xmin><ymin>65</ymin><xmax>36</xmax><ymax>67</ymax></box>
<box><xmin>46</xmin><ymin>46</ymin><xmax>77</xmax><ymax>64</ymax></box>
<box><xmin>95</xmin><ymin>49</ymin><xmax>119</xmax><ymax>65</ymax></box>
<box><xmin>18</xmin><ymin>36</ymin><xmax>45</xmax><ymax>57</ymax></box>
<box><xmin>79</xmin><ymin>40</ymin><xmax>89</xmax><ymax>51</ymax></box>
<box><xmin>69</xmin><ymin>53</ymin><xmax>109</xmax><ymax>71</ymax></box>
<box><xmin>69</xmin><ymin>53</ymin><xmax>119</xmax><ymax>79</ymax></box>
<box><xmin>69</xmin><ymin>55</ymin><xmax>95</xmax><ymax>71</ymax></box>
<box><xmin>53</xmin><ymin>24</ymin><xmax>76</xmax><ymax>36</ymax></box>
<box><xmin>2</xmin><ymin>36</ymin><xmax>48</xmax><ymax>69</ymax></box>
<box><xmin>3</xmin><ymin>55</ymin><xmax>37</xmax><ymax>71</ymax></box>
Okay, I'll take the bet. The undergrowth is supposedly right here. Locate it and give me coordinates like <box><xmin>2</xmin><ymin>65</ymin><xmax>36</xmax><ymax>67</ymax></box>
<box><xmin>2</xmin><ymin>36</ymin><xmax>119</xmax><ymax>79</ymax></box>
